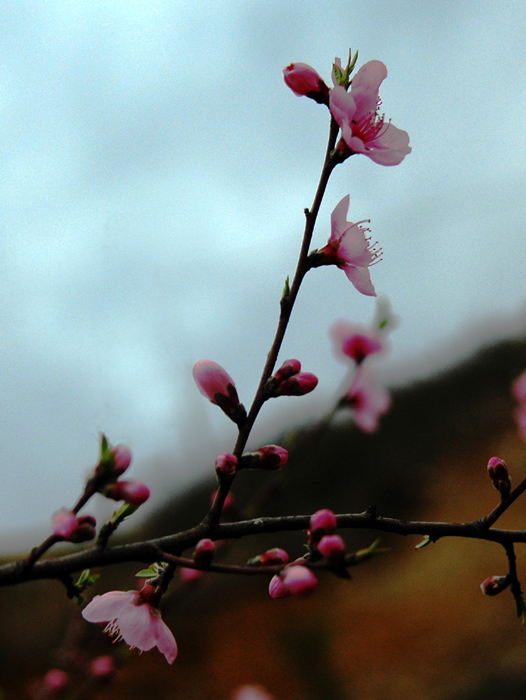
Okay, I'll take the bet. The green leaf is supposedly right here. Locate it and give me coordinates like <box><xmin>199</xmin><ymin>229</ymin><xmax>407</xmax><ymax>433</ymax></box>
<box><xmin>135</xmin><ymin>567</ymin><xmax>158</xmax><ymax>579</ymax></box>
<box><xmin>332</xmin><ymin>63</ymin><xmax>343</xmax><ymax>85</ymax></box>
<box><xmin>415</xmin><ymin>536</ymin><xmax>432</xmax><ymax>549</ymax></box>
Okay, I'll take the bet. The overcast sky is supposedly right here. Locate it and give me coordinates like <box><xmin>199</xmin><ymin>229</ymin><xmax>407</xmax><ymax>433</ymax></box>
<box><xmin>2</xmin><ymin>1</ymin><xmax>526</xmax><ymax>547</ymax></box>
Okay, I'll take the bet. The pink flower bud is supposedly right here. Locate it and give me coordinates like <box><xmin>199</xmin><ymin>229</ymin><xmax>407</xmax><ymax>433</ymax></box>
<box><xmin>269</xmin><ymin>574</ymin><xmax>292</xmax><ymax>599</ymax></box>
<box><xmin>309</xmin><ymin>509</ymin><xmax>337</xmax><ymax>543</ymax></box>
<box><xmin>43</xmin><ymin>668</ymin><xmax>69</xmax><ymax>693</ymax></box>
<box><xmin>249</xmin><ymin>548</ymin><xmax>289</xmax><ymax>566</ymax></box>
<box><xmin>283</xmin><ymin>62</ymin><xmax>329</xmax><ymax>104</ymax></box>
<box><xmin>480</xmin><ymin>575</ymin><xmax>510</xmax><ymax>596</ymax></box>
<box><xmin>215</xmin><ymin>452</ymin><xmax>237</xmax><ymax>479</ymax></box>
<box><xmin>194</xmin><ymin>538</ymin><xmax>215</xmax><ymax>567</ymax></box>
<box><xmin>281</xmin><ymin>565</ymin><xmax>318</xmax><ymax>597</ymax></box>
<box><xmin>487</xmin><ymin>457</ymin><xmax>511</xmax><ymax>498</ymax></box>
<box><xmin>90</xmin><ymin>655</ymin><xmax>114</xmax><ymax>679</ymax></box>
<box><xmin>52</xmin><ymin>509</ymin><xmax>77</xmax><ymax>539</ymax></box>
<box><xmin>273</xmin><ymin>358</ymin><xmax>302</xmax><ymax>383</ymax></box>
<box><xmin>241</xmin><ymin>445</ymin><xmax>288</xmax><ymax>471</ymax></box>
<box><xmin>274</xmin><ymin>372</ymin><xmax>318</xmax><ymax>397</ymax></box>
<box><xmin>211</xmin><ymin>489</ymin><xmax>237</xmax><ymax>515</ymax></box>
<box><xmin>111</xmin><ymin>444</ymin><xmax>132</xmax><ymax>476</ymax></box>
<box><xmin>104</xmin><ymin>479</ymin><xmax>150</xmax><ymax>505</ymax></box>
<box><xmin>192</xmin><ymin>360</ymin><xmax>246</xmax><ymax>425</ymax></box>
<box><xmin>318</xmin><ymin>534</ymin><xmax>345</xmax><ymax>564</ymax></box>
<box><xmin>69</xmin><ymin>515</ymin><xmax>97</xmax><ymax>543</ymax></box>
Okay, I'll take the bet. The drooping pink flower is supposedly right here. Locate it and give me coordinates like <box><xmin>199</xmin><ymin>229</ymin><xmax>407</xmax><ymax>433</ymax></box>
<box><xmin>318</xmin><ymin>195</ymin><xmax>380</xmax><ymax>296</ymax></box>
<box><xmin>283</xmin><ymin>62</ymin><xmax>329</xmax><ymax>104</ymax></box>
<box><xmin>329</xmin><ymin>60</ymin><xmax>411</xmax><ymax>166</ymax></box>
<box><xmin>82</xmin><ymin>585</ymin><xmax>177</xmax><ymax>665</ymax></box>
<box><xmin>342</xmin><ymin>367</ymin><xmax>391</xmax><ymax>433</ymax></box>
<box><xmin>192</xmin><ymin>360</ymin><xmax>246</xmax><ymax>425</ymax></box>
<box><xmin>330</xmin><ymin>320</ymin><xmax>384</xmax><ymax>364</ymax></box>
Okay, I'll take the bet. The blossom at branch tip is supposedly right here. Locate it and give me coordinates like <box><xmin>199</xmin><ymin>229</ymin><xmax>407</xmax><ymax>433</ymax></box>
<box><xmin>192</xmin><ymin>359</ymin><xmax>247</xmax><ymax>425</ymax></box>
<box><xmin>340</xmin><ymin>367</ymin><xmax>391</xmax><ymax>433</ymax></box>
<box><xmin>329</xmin><ymin>60</ymin><xmax>411</xmax><ymax>166</ymax></box>
<box><xmin>283</xmin><ymin>62</ymin><xmax>329</xmax><ymax>104</ymax></box>
<box><xmin>82</xmin><ymin>585</ymin><xmax>177</xmax><ymax>665</ymax></box>
<box><xmin>317</xmin><ymin>195</ymin><xmax>380</xmax><ymax>296</ymax></box>
<box><xmin>487</xmin><ymin>456</ymin><xmax>511</xmax><ymax>498</ymax></box>
<box><xmin>330</xmin><ymin>320</ymin><xmax>384</xmax><ymax>365</ymax></box>
<box><xmin>215</xmin><ymin>452</ymin><xmax>238</xmax><ymax>479</ymax></box>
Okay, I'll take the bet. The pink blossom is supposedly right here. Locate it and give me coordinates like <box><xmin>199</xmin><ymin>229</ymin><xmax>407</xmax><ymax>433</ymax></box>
<box><xmin>231</xmin><ymin>684</ymin><xmax>277</xmax><ymax>700</ymax></box>
<box><xmin>283</xmin><ymin>62</ymin><xmax>329</xmax><ymax>104</ymax></box>
<box><xmin>330</xmin><ymin>320</ymin><xmax>384</xmax><ymax>364</ymax></box>
<box><xmin>281</xmin><ymin>565</ymin><xmax>318</xmax><ymax>596</ymax></box>
<box><xmin>318</xmin><ymin>195</ymin><xmax>380</xmax><ymax>296</ymax></box>
<box><xmin>342</xmin><ymin>367</ymin><xmax>391</xmax><ymax>433</ymax></box>
<box><xmin>82</xmin><ymin>586</ymin><xmax>177</xmax><ymax>665</ymax></box>
<box><xmin>329</xmin><ymin>60</ymin><xmax>411</xmax><ymax>166</ymax></box>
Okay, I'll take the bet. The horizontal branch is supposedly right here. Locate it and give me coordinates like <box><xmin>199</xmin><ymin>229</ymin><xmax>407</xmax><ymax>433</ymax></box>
<box><xmin>1</xmin><ymin>508</ymin><xmax>526</xmax><ymax>588</ymax></box>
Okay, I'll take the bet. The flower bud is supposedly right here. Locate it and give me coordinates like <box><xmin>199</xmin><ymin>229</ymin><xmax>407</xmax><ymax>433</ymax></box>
<box><xmin>309</xmin><ymin>509</ymin><xmax>337</xmax><ymax>543</ymax></box>
<box><xmin>480</xmin><ymin>575</ymin><xmax>510</xmax><ymax>596</ymax></box>
<box><xmin>193</xmin><ymin>538</ymin><xmax>215</xmax><ymax>567</ymax></box>
<box><xmin>215</xmin><ymin>452</ymin><xmax>237</xmax><ymax>479</ymax></box>
<box><xmin>240</xmin><ymin>445</ymin><xmax>288</xmax><ymax>471</ymax></box>
<box><xmin>69</xmin><ymin>515</ymin><xmax>97</xmax><ymax>543</ymax></box>
<box><xmin>487</xmin><ymin>457</ymin><xmax>511</xmax><ymax>498</ymax></box>
<box><xmin>318</xmin><ymin>534</ymin><xmax>345</xmax><ymax>564</ymax></box>
<box><xmin>192</xmin><ymin>360</ymin><xmax>247</xmax><ymax>425</ymax></box>
<box><xmin>104</xmin><ymin>479</ymin><xmax>150</xmax><ymax>506</ymax></box>
<box><xmin>283</xmin><ymin>63</ymin><xmax>330</xmax><ymax>105</ymax></box>
<box><xmin>211</xmin><ymin>489</ymin><xmax>237</xmax><ymax>515</ymax></box>
<box><xmin>276</xmin><ymin>372</ymin><xmax>318</xmax><ymax>397</ymax></box>
<box><xmin>90</xmin><ymin>655</ymin><xmax>114</xmax><ymax>679</ymax></box>
<box><xmin>52</xmin><ymin>510</ymin><xmax>96</xmax><ymax>543</ymax></box>
<box><xmin>281</xmin><ymin>565</ymin><xmax>318</xmax><ymax>597</ymax></box>
<box><xmin>268</xmin><ymin>574</ymin><xmax>292</xmax><ymax>599</ymax></box>
<box><xmin>111</xmin><ymin>444</ymin><xmax>132</xmax><ymax>476</ymax></box>
<box><xmin>248</xmin><ymin>548</ymin><xmax>289</xmax><ymax>566</ymax></box>
<box><xmin>43</xmin><ymin>669</ymin><xmax>69</xmax><ymax>693</ymax></box>
<box><xmin>273</xmin><ymin>358</ymin><xmax>302</xmax><ymax>383</ymax></box>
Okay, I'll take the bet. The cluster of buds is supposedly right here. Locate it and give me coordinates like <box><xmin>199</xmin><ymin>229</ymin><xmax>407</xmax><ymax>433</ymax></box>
<box><xmin>265</xmin><ymin>359</ymin><xmax>318</xmax><ymax>398</ymax></box>
<box><xmin>92</xmin><ymin>436</ymin><xmax>150</xmax><ymax>506</ymax></box>
<box><xmin>487</xmin><ymin>456</ymin><xmax>511</xmax><ymax>500</ymax></box>
<box><xmin>192</xmin><ymin>360</ymin><xmax>247</xmax><ymax>426</ymax></box>
<box><xmin>309</xmin><ymin>509</ymin><xmax>346</xmax><ymax>567</ymax></box>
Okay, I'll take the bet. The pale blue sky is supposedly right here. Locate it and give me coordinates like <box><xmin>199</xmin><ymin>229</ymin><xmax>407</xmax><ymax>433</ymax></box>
<box><xmin>2</xmin><ymin>1</ymin><xmax>526</xmax><ymax>544</ymax></box>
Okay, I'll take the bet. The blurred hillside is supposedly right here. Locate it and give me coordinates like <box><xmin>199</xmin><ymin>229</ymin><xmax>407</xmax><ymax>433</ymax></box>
<box><xmin>1</xmin><ymin>335</ymin><xmax>526</xmax><ymax>700</ymax></box>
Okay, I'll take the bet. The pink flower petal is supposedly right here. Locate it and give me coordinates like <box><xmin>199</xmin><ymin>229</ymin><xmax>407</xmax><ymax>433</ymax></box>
<box><xmin>344</xmin><ymin>265</ymin><xmax>376</xmax><ymax>297</ymax></box>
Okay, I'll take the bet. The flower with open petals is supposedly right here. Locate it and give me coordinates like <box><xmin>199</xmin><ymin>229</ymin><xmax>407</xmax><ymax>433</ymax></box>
<box><xmin>330</xmin><ymin>60</ymin><xmax>411</xmax><ymax>166</ymax></box>
<box><xmin>82</xmin><ymin>585</ymin><xmax>177</xmax><ymax>665</ymax></box>
<box><xmin>330</xmin><ymin>320</ymin><xmax>384</xmax><ymax>364</ymax></box>
<box><xmin>341</xmin><ymin>367</ymin><xmax>391</xmax><ymax>433</ymax></box>
<box><xmin>318</xmin><ymin>195</ymin><xmax>380</xmax><ymax>296</ymax></box>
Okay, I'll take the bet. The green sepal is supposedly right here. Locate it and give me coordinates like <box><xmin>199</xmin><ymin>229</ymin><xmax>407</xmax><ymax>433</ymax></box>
<box><xmin>135</xmin><ymin>561</ymin><xmax>167</xmax><ymax>584</ymax></box>
<box><xmin>97</xmin><ymin>433</ymin><xmax>116</xmax><ymax>475</ymax></box>
<box><xmin>332</xmin><ymin>63</ymin><xmax>343</xmax><ymax>85</ymax></box>
<box><xmin>515</xmin><ymin>592</ymin><xmax>526</xmax><ymax>625</ymax></box>
<box><xmin>356</xmin><ymin>538</ymin><xmax>388</xmax><ymax>560</ymax></box>
<box><xmin>74</xmin><ymin>594</ymin><xmax>86</xmax><ymax>606</ymax></box>
<box><xmin>415</xmin><ymin>536</ymin><xmax>432</xmax><ymax>550</ymax></box>
<box><xmin>282</xmin><ymin>276</ymin><xmax>290</xmax><ymax>298</ymax></box>
<box><xmin>110</xmin><ymin>502</ymin><xmax>138</xmax><ymax>527</ymax></box>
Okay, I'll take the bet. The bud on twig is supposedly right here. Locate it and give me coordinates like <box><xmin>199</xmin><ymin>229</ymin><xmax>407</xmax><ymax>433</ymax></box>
<box><xmin>487</xmin><ymin>457</ymin><xmax>511</xmax><ymax>499</ymax></box>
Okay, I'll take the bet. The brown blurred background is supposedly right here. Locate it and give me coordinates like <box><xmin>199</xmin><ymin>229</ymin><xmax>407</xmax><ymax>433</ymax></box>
<box><xmin>2</xmin><ymin>336</ymin><xmax>526</xmax><ymax>700</ymax></box>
